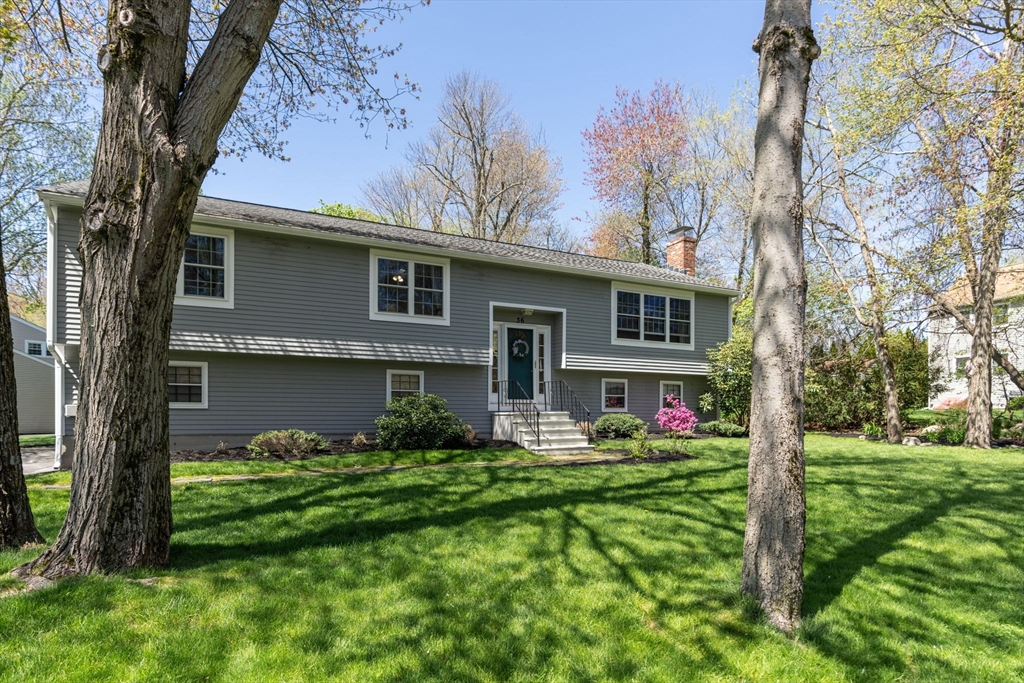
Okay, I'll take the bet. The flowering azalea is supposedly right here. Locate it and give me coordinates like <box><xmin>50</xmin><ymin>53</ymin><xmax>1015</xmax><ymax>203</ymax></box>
<box><xmin>656</xmin><ymin>395</ymin><xmax>698</xmax><ymax>436</ymax></box>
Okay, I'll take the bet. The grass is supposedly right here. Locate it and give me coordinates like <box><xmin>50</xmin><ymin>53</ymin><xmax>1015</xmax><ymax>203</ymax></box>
<box><xmin>24</xmin><ymin>446</ymin><xmax>541</xmax><ymax>487</ymax></box>
<box><xmin>2</xmin><ymin>435</ymin><xmax>1023</xmax><ymax>681</ymax></box>
<box><xmin>17</xmin><ymin>434</ymin><xmax>54</xmax><ymax>447</ymax></box>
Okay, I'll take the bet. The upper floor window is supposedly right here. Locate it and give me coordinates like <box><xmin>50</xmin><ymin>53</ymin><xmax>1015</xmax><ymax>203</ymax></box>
<box><xmin>369</xmin><ymin>250</ymin><xmax>450</xmax><ymax>326</ymax></box>
<box><xmin>613</xmin><ymin>284</ymin><xmax>693</xmax><ymax>348</ymax></box>
<box><xmin>176</xmin><ymin>227</ymin><xmax>234</xmax><ymax>309</ymax></box>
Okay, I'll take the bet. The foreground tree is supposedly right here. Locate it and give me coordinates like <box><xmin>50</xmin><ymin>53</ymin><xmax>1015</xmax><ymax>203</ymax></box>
<box><xmin>363</xmin><ymin>71</ymin><xmax>563</xmax><ymax>243</ymax></box>
<box><xmin>0</xmin><ymin>228</ymin><xmax>44</xmax><ymax>550</ymax></box>
<box><xmin>16</xmin><ymin>0</ymin><xmax>419</xmax><ymax>579</ymax></box>
<box><xmin>742</xmin><ymin>0</ymin><xmax>818</xmax><ymax>633</ymax></box>
<box><xmin>582</xmin><ymin>81</ymin><xmax>689</xmax><ymax>265</ymax></box>
<box><xmin>0</xmin><ymin>1</ymin><xmax>97</xmax><ymax>551</ymax></box>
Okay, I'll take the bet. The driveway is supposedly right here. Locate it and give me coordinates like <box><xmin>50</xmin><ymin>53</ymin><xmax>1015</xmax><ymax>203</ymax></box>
<box><xmin>21</xmin><ymin>447</ymin><xmax>56</xmax><ymax>475</ymax></box>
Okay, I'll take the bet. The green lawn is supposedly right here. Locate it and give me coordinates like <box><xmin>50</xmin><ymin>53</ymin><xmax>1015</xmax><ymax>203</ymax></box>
<box><xmin>2</xmin><ymin>436</ymin><xmax>1022</xmax><ymax>681</ymax></box>
<box><xmin>17</xmin><ymin>434</ymin><xmax>55</xmax><ymax>448</ymax></box>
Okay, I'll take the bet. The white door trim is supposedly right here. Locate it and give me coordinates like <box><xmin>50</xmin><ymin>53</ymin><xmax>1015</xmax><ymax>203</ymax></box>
<box><xmin>490</xmin><ymin>322</ymin><xmax>552</xmax><ymax>411</ymax></box>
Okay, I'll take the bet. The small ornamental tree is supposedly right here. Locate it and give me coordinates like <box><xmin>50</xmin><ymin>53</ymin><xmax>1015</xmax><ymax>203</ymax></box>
<box><xmin>656</xmin><ymin>395</ymin><xmax>698</xmax><ymax>437</ymax></box>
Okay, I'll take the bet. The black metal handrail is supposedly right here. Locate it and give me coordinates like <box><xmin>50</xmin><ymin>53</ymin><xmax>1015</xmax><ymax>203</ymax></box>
<box><xmin>496</xmin><ymin>379</ymin><xmax>540</xmax><ymax>443</ymax></box>
<box><xmin>541</xmin><ymin>380</ymin><xmax>593</xmax><ymax>443</ymax></box>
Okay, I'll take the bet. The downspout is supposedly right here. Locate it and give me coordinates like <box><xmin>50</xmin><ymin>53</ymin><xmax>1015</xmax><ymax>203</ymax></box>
<box><xmin>43</xmin><ymin>199</ymin><xmax>64</xmax><ymax>470</ymax></box>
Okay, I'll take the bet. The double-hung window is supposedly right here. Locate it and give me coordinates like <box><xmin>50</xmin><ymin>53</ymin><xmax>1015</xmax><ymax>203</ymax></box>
<box><xmin>175</xmin><ymin>227</ymin><xmax>234</xmax><ymax>309</ymax></box>
<box><xmin>660</xmin><ymin>381</ymin><xmax>683</xmax><ymax>409</ymax></box>
<box><xmin>613</xmin><ymin>284</ymin><xmax>693</xmax><ymax>348</ymax></box>
<box><xmin>602</xmin><ymin>379</ymin><xmax>628</xmax><ymax>412</ymax></box>
<box><xmin>387</xmin><ymin>369</ymin><xmax>424</xmax><ymax>402</ymax></box>
<box><xmin>370</xmin><ymin>250</ymin><xmax>450</xmax><ymax>325</ymax></box>
<box><xmin>168</xmin><ymin>361</ymin><xmax>208</xmax><ymax>409</ymax></box>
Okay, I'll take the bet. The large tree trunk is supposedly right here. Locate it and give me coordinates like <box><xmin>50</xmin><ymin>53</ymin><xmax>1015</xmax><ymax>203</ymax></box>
<box><xmin>742</xmin><ymin>0</ymin><xmax>818</xmax><ymax>635</ymax></box>
<box><xmin>0</xmin><ymin>239</ymin><xmax>45</xmax><ymax>551</ymax></box>
<box><xmin>15</xmin><ymin>0</ymin><xmax>281</xmax><ymax>579</ymax></box>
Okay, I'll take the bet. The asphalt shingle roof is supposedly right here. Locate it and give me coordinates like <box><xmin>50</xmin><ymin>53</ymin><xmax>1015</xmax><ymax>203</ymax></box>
<box><xmin>39</xmin><ymin>179</ymin><xmax>737</xmax><ymax>294</ymax></box>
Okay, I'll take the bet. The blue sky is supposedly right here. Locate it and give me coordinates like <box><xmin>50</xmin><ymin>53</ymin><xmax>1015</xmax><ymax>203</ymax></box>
<box><xmin>203</xmin><ymin>0</ymin><xmax>770</xmax><ymax>232</ymax></box>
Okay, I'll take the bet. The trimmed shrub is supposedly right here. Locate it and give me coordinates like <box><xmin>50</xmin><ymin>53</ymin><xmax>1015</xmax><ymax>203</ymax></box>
<box><xmin>374</xmin><ymin>393</ymin><xmax>468</xmax><ymax>450</ymax></box>
<box><xmin>594</xmin><ymin>413</ymin><xmax>646</xmax><ymax>439</ymax></box>
<box><xmin>248</xmin><ymin>429</ymin><xmax>327</xmax><ymax>458</ymax></box>
<box><xmin>699</xmin><ymin>420</ymin><xmax>748</xmax><ymax>437</ymax></box>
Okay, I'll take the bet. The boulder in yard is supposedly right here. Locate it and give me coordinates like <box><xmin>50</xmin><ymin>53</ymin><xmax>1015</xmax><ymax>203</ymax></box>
<box><xmin>922</xmin><ymin>425</ymin><xmax>942</xmax><ymax>435</ymax></box>
<box><xmin>902</xmin><ymin>436</ymin><xmax>922</xmax><ymax>446</ymax></box>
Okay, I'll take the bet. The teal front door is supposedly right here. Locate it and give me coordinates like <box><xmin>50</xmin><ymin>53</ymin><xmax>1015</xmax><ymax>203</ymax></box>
<box><xmin>506</xmin><ymin>327</ymin><xmax>534</xmax><ymax>400</ymax></box>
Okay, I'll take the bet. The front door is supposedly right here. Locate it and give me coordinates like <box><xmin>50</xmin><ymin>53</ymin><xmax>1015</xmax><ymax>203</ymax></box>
<box><xmin>506</xmin><ymin>327</ymin><xmax>534</xmax><ymax>400</ymax></box>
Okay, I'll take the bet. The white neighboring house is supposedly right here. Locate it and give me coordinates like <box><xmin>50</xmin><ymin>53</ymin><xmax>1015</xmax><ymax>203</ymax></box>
<box><xmin>928</xmin><ymin>264</ymin><xmax>1024</xmax><ymax>409</ymax></box>
<box><xmin>9</xmin><ymin>314</ymin><xmax>55</xmax><ymax>434</ymax></box>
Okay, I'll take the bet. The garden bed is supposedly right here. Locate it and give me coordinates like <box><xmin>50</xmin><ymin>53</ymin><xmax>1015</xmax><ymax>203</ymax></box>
<box><xmin>170</xmin><ymin>437</ymin><xmax>520</xmax><ymax>463</ymax></box>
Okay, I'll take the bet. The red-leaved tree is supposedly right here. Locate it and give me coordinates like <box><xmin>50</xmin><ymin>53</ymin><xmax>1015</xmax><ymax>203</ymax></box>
<box><xmin>582</xmin><ymin>81</ymin><xmax>689</xmax><ymax>265</ymax></box>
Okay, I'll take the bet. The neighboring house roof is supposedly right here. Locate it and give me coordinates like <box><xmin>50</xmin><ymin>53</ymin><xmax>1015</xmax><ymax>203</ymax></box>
<box><xmin>38</xmin><ymin>179</ymin><xmax>738</xmax><ymax>296</ymax></box>
<box><xmin>10</xmin><ymin>313</ymin><xmax>45</xmax><ymax>334</ymax></box>
<box><xmin>940</xmin><ymin>263</ymin><xmax>1024</xmax><ymax>307</ymax></box>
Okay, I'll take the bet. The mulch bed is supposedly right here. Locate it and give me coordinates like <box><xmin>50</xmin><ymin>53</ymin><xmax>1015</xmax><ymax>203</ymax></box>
<box><xmin>170</xmin><ymin>438</ymin><xmax>520</xmax><ymax>463</ymax></box>
<box><xmin>586</xmin><ymin>450</ymin><xmax>697</xmax><ymax>465</ymax></box>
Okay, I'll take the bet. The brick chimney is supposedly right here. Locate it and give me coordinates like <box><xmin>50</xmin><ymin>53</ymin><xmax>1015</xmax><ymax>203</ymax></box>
<box><xmin>666</xmin><ymin>228</ymin><xmax>697</xmax><ymax>275</ymax></box>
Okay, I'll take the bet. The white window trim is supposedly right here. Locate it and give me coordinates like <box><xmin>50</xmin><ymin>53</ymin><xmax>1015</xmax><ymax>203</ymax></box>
<box><xmin>386</xmin><ymin>369</ymin><xmax>425</xmax><ymax>403</ymax></box>
<box><xmin>369</xmin><ymin>249</ymin><xmax>451</xmax><ymax>326</ymax></box>
<box><xmin>660</xmin><ymin>380</ymin><xmax>684</xmax><ymax>408</ymax></box>
<box><xmin>175</xmin><ymin>226</ymin><xmax>235</xmax><ymax>309</ymax></box>
<box><xmin>24</xmin><ymin>339</ymin><xmax>50</xmax><ymax>356</ymax></box>
<box><xmin>602</xmin><ymin>378</ymin><xmax>629</xmax><ymax>413</ymax></box>
<box><xmin>169</xmin><ymin>361</ymin><xmax>208</xmax><ymax>410</ymax></box>
<box><xmin>610</xmin><ymin>282</ymin><xmax>695</xmax><ymax>351</ymax></box>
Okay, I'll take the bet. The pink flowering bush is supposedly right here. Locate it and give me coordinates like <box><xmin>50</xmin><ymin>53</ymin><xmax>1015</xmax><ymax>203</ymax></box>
<box><xmin>656</xmin><ymin>395</ymin><xmax>698</xmax><ymax>437</ymax></box>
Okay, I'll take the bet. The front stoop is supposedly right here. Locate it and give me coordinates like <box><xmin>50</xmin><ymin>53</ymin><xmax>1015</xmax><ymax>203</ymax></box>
<box><xmin>492</xmin><ymin>411</ymin><xmax>593</xmax><ymax>455</ymax></box>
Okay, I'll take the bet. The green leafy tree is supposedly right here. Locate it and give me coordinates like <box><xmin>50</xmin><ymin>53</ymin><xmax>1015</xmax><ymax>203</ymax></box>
<box><xmin>311</xmin><ymin>201</ymin><xmax>382</xmax><ymax>223</ymax></box>
<box><xmin>700</xmin><ymin>328</ymin><xmax>753</xmax><ymax>427</ymax></box>
<box><xmin>826</xmin><ymin>0</ymin><xmax>1024</xmax><ymax>447</ymax></box>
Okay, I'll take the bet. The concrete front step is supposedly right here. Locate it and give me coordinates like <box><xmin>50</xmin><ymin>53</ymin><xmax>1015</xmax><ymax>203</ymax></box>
<box><xmin>493</xmin><ymin>410</ymin><xmax>592</xmax><ymax>454</ymax></box>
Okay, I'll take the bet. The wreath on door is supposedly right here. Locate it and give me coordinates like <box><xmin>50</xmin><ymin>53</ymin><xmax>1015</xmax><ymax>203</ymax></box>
<box><xmin>511</xmin><ymin>339</ymin><xmax>530</xmax><ymax>359</ymax></box>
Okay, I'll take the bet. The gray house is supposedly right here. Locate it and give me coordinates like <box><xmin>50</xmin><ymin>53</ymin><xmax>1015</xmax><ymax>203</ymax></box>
<box><xmin>9</xmin><ymin>314</ymin><xmax>55</xmax><ymax>435</ymax></box>
<box><xmin>41</xmin><ymin>180</ymin><xmax>736</xmax><ymax>464</ymax></box>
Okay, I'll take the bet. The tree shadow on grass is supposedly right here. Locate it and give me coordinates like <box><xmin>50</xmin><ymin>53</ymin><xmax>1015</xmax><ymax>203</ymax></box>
<box><xmin>169</xmin><ymin>461</ymin><xmax>749</xmax><ymax>570</ymax></box>
<box><xmin>804</xmin><ymin>492</ymin><xmax>960</xmax><ymax>617</ymax></box>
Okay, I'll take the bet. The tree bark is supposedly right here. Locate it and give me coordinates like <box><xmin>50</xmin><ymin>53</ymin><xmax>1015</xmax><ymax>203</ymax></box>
<box><xmin>15</xmin><ymin>0</ymin><xmax>282</xmax><ymax>579</ymax></box>
<box><xmin>0</xmin><ymin>233</ymin><xmax>45</xmax><ymax>551</ymax></box>
<box><xmin>742</xmin><ymin>0</ymin><xmax>818</xmax><ymax>635</ymax></box>
<box><xmin>640</xmin><ymin>174</ymin><xmax>653</xmax><ymax>265</ymax></box>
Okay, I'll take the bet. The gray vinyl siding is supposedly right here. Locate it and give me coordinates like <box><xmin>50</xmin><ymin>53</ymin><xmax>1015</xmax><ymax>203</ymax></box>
<box><xmin>551</xmin><ymin>370</ymin><xmax>713</xmax><ymax>427</ymax></box>
<box><xmin>53</xmin><ymin>207</ymin><xmax>731</xmax><ymax>369</ymax></box>
<box><xmin>10</xmin><ymin>316</ymin><xmax>52</xmax><ymax>363</ymax></box>
<box><xmin>165</xmin><ymin>352</ymin><xmax>489</xmax><ymax>438</ymax></box>
<box><xmin>13</xmin><ymin>352</ymin><xmax>54</xmax><ymax>434</ymax></box>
